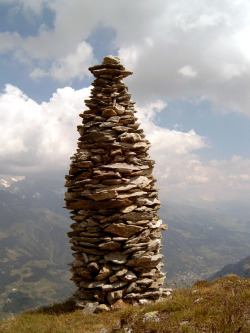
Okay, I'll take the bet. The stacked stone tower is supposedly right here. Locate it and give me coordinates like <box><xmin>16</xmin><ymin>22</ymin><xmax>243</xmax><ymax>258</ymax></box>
<box><xmin>64</xmin><ymin>56</ymin><xmax>167</xmax><ymax>307</ymax></box>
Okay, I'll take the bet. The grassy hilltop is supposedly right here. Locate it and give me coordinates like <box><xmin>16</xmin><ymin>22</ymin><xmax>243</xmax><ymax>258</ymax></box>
<box><xmin>0</xmin><ymin>275</ymin><xmax>249</xmax><ymax>333</ymax></box>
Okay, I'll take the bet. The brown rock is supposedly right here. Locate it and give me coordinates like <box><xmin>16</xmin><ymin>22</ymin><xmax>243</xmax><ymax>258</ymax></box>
<box><xmin>99</xmin><ymin>241</ymin><xmax>121</xmax><ymax>251</ymax></box>
<box><xmin>104</xmin><ymin>223</ymin><xmax>143</xmax><ymax>237</ymax></box>
<box><xmin>111</xmin><ymin>299</ymin><xmax>127</xmax><ymax>309</ymax></box>
<box><xmin>104</xmin><ymin>252</ymin><xmax>128</xmax><ymax>264</ymax></box>
<box><xmin>126</xmin><ymin>254</ymin><xmax>163</xmax><ymax>268</ymax></box>
<box><xmin>96</xmin><ymin>265</ymin><xmax>113</xmax><ymax>281</ymax></box>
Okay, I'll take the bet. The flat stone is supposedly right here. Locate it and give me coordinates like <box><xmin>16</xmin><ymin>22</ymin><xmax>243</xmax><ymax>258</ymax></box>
<box><xmin>131</xmin><ymin>176</ymin><xmax>152</xmax><ymax>189</ymax></box>
<box><xmin>104</xmin><ymin>252</ymin><xmax>128</xmax><ymax>264</ymax></box>
<box><xmin>108</xmin><ymin>116</ymin><xmax>120</xmax><ymax>123</ymax></box>
<box><xmin>119</xmin><ymin>133</ymin><xmax>141</xmax><ymax>143</ymax></box>
<box><xmin>137</xmin><ymin>278</ymin><xmax>154</xmax><ymax>286</ymax></box>
<box><xmin>95</xmin><ymin>265</ymin><xmax>113</xmax><ymax>281</ymax></box>
<box><xmin>79</xmin><ymin>281</ymin><xmax>104</xmax><ymax>289</ymax></box>
<box><xmin>87</xmin><ymin>262</ymin><xmax>100</xmax><ymax>273</ymax></box>
<box><xmin>86</xmin><ymin>189</ymin><xmax>118</xmax><ymax>201</ymax></box>
<box><xmin>126</xmin><ymin>282</ymin><xmax>137</xmax><ymax>293</ymax></box>
<box><xmin>75</xmin><ymin>268</ymin><xmax>92</xmax><ymax>279</ymax></box>
<box><xmin>115</xmin><ymin>268</ymin><xmax>128</xmax><ymax>278</ymax></box>
<box><xmin>143</xmin><ymin>311</ymin><xmax>160</xmax><ymax>323</ymax></box>
<box><xmin>103</xmin><ymin>163</ymin><xmax>148</xmax><ymax>173</ymax></box>
<box><xmin>109</xmin><ymin>275</ymin><xmax>118</xmax><ymax>283</ymax></box>
<box><xmin>104</xmin><ymin>223</ymin><xmax>143</xmax><ymax>237</ymax></box>
<box><xmin>120</xmin><ymin>204</ymin><xmax>137</xmax><ymax>213</ymax></box>
<box><xmin>113</xmin><ymin>103</ymin><xmax>125</xmax><ymax>115</ymax></box>
<box><xmin>102</xmin><ymin>281</ymin><xmax>128</xmax><ymax>291</ymax></box>
<box><xmin>102</xmin><ymin>108</ymin><xmax>117</xmax><ymax>117</ymax></box>
<box><xmin>114</xmin><ymin>126</ymin><xmax>129</xmax><ymax>132</ymax></box>
<box><xmin>95</xmin><ymin>304</ymin><xmax>110</xmax><ymax>313</ymax></box>
<box><xmin>121</xmin><ymin>271</ymin><xmax>137</xmax><ymax>282</ymax></box>
<box><xmin>121</xmin><ymin>211</ymin><xmax>153</xmax><ymax>221</ymax></box>
<box><xmin>82</xmin><ymin>302</ymin><xmax>99</xmax><ymax>313</ymax></box>
<box><xmin>124</xmin><ymin>289</ymin><xmax>163</xmax><ymax>299</ymax></box>
<box><xmin>107</xmin><ymin>290</ymin><xmax>123</xmax><ymax>304</ymax></box>
<box><xmin>126</xmin><ymin>254</ymin><xmax>163</xmax><ymax>268</ymax></box>
<box><xmin>102</xmin><ymin>56</ymin><xmax>121</xmax><ymax>64</ymax></box>
<box><xmin>111</xmin><ymin>299</ymin><xmax>127</xmax><ymax>310</ymax></box>
<box><xmin>99</xmin><ymin>241</ymin><xmax>121</xmax><ymax>251</ymax></box>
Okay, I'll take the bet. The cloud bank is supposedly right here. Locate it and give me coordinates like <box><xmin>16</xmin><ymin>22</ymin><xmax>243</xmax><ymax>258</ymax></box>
<box><xmin>1</xmin><ymin>0</ymin><xmax>250</xmax><ymax>115</ymax></box>
<box><xmin>1</xmin><ymin>85</ymin><xmax>249</xmax><ymax>205</ymax></box>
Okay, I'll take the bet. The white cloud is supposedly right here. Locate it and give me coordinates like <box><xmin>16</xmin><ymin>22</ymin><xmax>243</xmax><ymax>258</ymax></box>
<box><xmin>136</xmin><ymin>101</ymin><xmax>250</xmax><ymax>205</ymax></box>
<box><xmin>0</xmin><ymin>84</ymin><xmax>91</xmax><ymax>175</ymax></box>
<box><xmin>1</xmin><ymin>0</ymin><xmax>250</xmax><ymax>207</ymax></box>
<box><xmin>0</xmin><ymin>84</ymin><xmax>250</xmax><ymax>205</ymax></box>
<box><xmin>51</xmin><ymin>41</ymin><xmax>94</xmax><ymax>82</ymax></box>
<box><xmin>1</xmin><ymin>0</ymin><xmax>250</xmax><ymax>115</ymax></box>
<box><xmin>29</xmin><ymin>67</ymin><xmax>48</xmax><ymax>79</ymax></box>
<box><xmin>178</xmin><ymin>65</ymin><xmax>197</xmax><ymax>78</ymax></box>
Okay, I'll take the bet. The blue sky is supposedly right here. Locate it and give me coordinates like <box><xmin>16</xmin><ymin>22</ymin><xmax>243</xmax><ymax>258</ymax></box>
<box><xmin>0</xmin><ymin>0</ymin><xmax>250</xmax><ymax>211</ymax></box>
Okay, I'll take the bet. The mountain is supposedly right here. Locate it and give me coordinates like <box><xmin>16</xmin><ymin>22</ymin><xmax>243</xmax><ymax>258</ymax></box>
<box><xmin>159</xmin><ymin>203</ymin><xmax>250</xmax><ymax>285</ymax></box>
<box><xmin>207</xmin><ymin>255</ymin><xmax>250</xmax><ymax>281</ymax></box>
<box><xmin>0</xmin><ymin>176</ymin><xmax>250</xmax><ymax>317</ymax></box>
<box><xmin>0</xmin><ymin>189</ymin><xmax>74</xmax><ymax>319</ymax></box>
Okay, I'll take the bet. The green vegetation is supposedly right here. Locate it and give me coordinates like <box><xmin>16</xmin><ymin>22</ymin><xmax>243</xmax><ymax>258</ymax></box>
<box><xmin>0</xmin><ymin>276</ymin><xmax>249</xmax><ymax>332</ymax></box>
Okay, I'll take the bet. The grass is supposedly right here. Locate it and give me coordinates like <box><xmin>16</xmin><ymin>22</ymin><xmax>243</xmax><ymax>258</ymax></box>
<box><xmin>0</xmin><ymin>275</ymin><xmax>249</xmax><ymax>333</ymax></box>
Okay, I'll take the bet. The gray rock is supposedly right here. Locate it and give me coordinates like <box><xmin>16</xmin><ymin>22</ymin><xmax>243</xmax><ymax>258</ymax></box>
<box><xmin>126</xmin><ymin>254</ymin><xmax>163</xmax><ymax>268</ymax></box>
<box><xmin>143</xmin><ymin>311</ymin><xmax>160</xmax><ymax>323</ymax></box>
<box><xmin>82</xmin><ymin>302</ymin><xmax>99</xmax><ymax>313</ymax></box>
<box><xmin>104</xmin><ymin>252</ymin><xmax>128</xmax><ymax>264</ymax></box>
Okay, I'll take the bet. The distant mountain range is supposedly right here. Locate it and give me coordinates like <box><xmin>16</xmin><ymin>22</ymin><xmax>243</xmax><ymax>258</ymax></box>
<box><xmin>0</xmin><ymin>176</ymin><xmax>249</xmax><ymax>318</ymax></box>
<box><xmin>208</xmin><ymin>255</ymin><xmax>250</xmax><ymax>281</ymax></box>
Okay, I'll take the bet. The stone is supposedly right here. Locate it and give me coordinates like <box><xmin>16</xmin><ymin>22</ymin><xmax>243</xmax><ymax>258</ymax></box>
<box><xmin>95</xmin><ymin>304</ymin><xmax>111</xmax><ymax>313</ymax></box>
<box><xmin>102</xmin><ymin>281</ymin><xmax>128</xmax><ymax>291</ymax></box>
<box><xmin>104</xmin><ymin>223</ymin><xmax>143</xmax><ymax>237</ymax></box>
<box><xmin>76</xmin><ymin>268</ymin><xmax>92</xmax><ymax>279</ymax></box>
<box><xmin>111</xmin><ymin>299</ymin><xmax>127</xmax><ymax>310</ymax></box>
<box><xmin>143</xmin><ymin>311</ymin><xmax>160</xmax><ymax>323</ymax></box>
<box><xmin>82</xmin><ymin>302</ymin><xmax>99</xmax><ymax>313</ymax></box>
<box><xmin>99</xmin><ymin>241</ymin><xmax>121</xmax><ymax>251</ymax></box>
<box><xmin>137</xmin><ymin>278</ymin><xmax>154</xmax><ymax>286</ymax></box>
<box><xmin>113</xmin><ymin>103</ymin><xmax>125</xmax><ymax>115</ymax></box>
<box><xmin>126</xmin><ymin>282</ymin><xmax>137</xmax><ymax>293</ymax></box>
<box><xmin>102</xmin><ymin>56</ymin><xmax>121</xmax><ymax>64</ymax></box>
<box><xmin>104</xmin><ymin>252</ymin><xmax>128</xmax><ymax>264</ymax></box>
<box><xmin>126</xmin><ymin>254</ymin><xmax>164</xmax><ymax>268</ymax></box>
<box><xmin>107</xmin><ymin>290</ymin><xmax>123</xmax><ymax>304</ymax></box>
<box><xmin>120</xmin><ymin>211</ymin><xmax>153</xmax><ymax>221</ymax></box>
<box><xmin>113</xmin><ymin>268</ymin><xmax>126</xmax><ymax>277</ymax></box>
<box><xmin>102</xmin><ymin>108</ymin><xmax>117</xmax><ymax>117</ymax></box>
<box><xmin>85</xmin><ymin>189</ymin><xmax>118</xmax><ymax>201</ymax></box>
<box><xmin>95</xmin><ymin>265</ymin><xmax>113</xmax><ymax>281</ymax></box>
<box><xmin>120</xmin><ymin>204</ymin><xmax>137</xmax><ymax>213</ymax></box>
<box><xmin>121</xmin><ymin>271</ymin><xmax>137</xmax><ymax>282</ymax></box>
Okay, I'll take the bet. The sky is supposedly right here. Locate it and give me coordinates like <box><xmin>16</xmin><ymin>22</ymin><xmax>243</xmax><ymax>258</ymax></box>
<box><xmin>0</xmin><ymin>0</ymin><xmax>250</xmax><ymax>211</ymax></box>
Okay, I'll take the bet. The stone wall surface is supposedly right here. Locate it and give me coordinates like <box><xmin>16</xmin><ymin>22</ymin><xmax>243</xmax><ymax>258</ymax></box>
<box><xmin>64</xmin><ymin>56</ymin><xmax>167</xmax><ymax>308</ymax></box>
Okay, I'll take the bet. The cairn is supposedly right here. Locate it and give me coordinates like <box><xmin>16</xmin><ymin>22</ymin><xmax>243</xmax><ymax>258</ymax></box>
<box><xmin>64</xmin><ymin>56</ymin><xmax>167</xmax><ymax>307</ymax></box>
